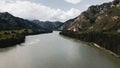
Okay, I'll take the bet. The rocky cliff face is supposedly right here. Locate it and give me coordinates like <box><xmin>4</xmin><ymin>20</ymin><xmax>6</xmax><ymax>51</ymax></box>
<box><xmin>65</xmin><ymin>0</ymin><xmax>120</xmax><ymax>32</ymax></box>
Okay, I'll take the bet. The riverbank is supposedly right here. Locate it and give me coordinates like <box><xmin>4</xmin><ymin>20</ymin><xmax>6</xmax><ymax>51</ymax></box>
<box><xmin>90</xmin><ymin>43</ymin><xmax>120</xmax><ymax>58</ymax></box>
<box><xmin>60</xmin><ymin>30</ymin><xmax>120</xmax><ymax>57</ymax></box>
<box><xmin>0</xmin><ymin>31</ymin><xmax>119</xmax><ymax>68</ymax></box>
<box><xmin>0</xmin><ymin>29</ymin><xmax>53</xmax><ymax>48</ymax></box>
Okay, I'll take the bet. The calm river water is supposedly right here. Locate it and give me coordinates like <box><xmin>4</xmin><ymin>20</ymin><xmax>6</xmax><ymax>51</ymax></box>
<box><xmin>0</xmin><ymin>31</ymin><xmax>120</xmax><ymax>68</ymax></box>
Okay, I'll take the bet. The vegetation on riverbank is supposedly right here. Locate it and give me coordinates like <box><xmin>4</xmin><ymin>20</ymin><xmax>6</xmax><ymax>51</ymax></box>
<box><xmin>60</xmin><ymin>30</ymin><xmax>120</xmax><ymax>56</ymax></box>
<box><xmin>59</xmin><ymin>0</ymin><xmax>120</xmax><ymax>57</ymax></box>
<box><xmin>0</xmin><ymin>29</ymin><xmax>53</xmax><ymax>48</ymax></box>
<box><xmin>0</xmin><ymin>12</ymin><xmax>53</xmax><ymax>48</ymax></box>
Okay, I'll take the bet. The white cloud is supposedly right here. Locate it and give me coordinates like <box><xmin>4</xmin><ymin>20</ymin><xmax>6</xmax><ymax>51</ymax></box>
<box><xmin>64</xmin><ymin>0</ymin><xmax>82</xmax><ymax>4</ymax></box>
<box><xmin>0</xmin><ymin>0</ymin><xmax>81</xmax><ymax>22</ymax></box>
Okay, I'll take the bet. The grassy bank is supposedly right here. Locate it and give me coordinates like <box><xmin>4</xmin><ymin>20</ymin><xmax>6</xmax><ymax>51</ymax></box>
<box><xmin>60</xmin><ymin>30</ymin><xmax>120</xmax><ymax>56</ymax></box>
<box><xmin>0</xmin><ymin>29</ymin><xmax>53</xmax><ymax>48</ymax></box>
<box><xmin>0</xmin><ymin>30</ymin><xmax>25</xmax><ymax>47</ymax></box>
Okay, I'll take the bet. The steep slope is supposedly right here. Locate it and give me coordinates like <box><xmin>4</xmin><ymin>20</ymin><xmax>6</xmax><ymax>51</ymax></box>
<box><xmin>32</xmin><ymin>20</ymin><xmax>63</xmax><ymax>30</ymax></box>
<box><xmin>60</xmin><ymin>0</ymin><xmax>120</xmax><ymax>55</ymax></box>
<box><xmin>65</xmin><ymin>0</ymin><xmax>120</xmax><ymax>32</ymax></box>
<box><xmin>59</xmin><ymin>17</ymin><xmax>77</xmax><ymax>30</ymax></box>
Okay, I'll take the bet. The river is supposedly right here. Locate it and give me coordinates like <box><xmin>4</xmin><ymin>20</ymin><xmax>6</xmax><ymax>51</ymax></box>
<box><xmin>0</xmin><ymin>31</ymin><xmax>119</xmax><ymax>68</ymax></box>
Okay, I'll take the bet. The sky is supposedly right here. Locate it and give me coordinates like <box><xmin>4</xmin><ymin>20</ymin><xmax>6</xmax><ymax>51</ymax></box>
<box><xmin>0</xmin><ymin>0</ymin><xmax>113</xmax><ymax>22</ymax></box>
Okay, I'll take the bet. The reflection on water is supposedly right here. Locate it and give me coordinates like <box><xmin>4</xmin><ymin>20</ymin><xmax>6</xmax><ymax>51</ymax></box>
<box><xmin>0</xmin><ymin>31</ymin><xmax>119</xmax><ymax>68</ymax></box>
<box><xmin>0</xmin><ymin>46</ymin><xmax>17</xmax><ymax>53</ymax></box>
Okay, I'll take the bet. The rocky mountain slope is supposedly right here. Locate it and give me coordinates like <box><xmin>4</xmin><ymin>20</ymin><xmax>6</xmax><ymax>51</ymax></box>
<box><xmin>60</xmin><ymin>0</ymin><xmax>120</xmax><ymax>56</ymax></box>
<box><xmin>64</xmin><ymin>0</ymin><xmax>120</xmax><ymax>32</ymax></box>
<box><xmin>59</xmin><ymin>17</ymin><xmax>77</xmax><ymax>30</ymax></box>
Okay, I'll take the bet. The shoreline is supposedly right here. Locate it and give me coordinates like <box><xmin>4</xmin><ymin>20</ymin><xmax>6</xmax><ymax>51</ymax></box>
<box><xmin>0</xmin><ymin>30</ymin><xmax>53</xmax><ymax>48</ymax></box>
<box><xmin>91</xmin><ymin>43</ymin><xmax>120</xmax><ymax>58</ymax></box>
<box><xmin>60</xmin><ymin>30</ymin><xmax>120</xmax><ymax>58</ymax></box>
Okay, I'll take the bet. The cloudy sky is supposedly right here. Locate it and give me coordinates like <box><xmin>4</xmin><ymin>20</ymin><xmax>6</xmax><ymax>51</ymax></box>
<box><xmin>0</xmin><ymin>0</ymin><xmax>113</xmax><ymax>22</ymax></box>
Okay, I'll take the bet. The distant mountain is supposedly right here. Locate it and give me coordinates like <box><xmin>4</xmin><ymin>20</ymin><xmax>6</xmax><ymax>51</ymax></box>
<box><xmin>0</xmin><ymin>12</ymin><xmax>63</xmax><ymax>30</ymax></box>
<box><xmin>0</xmin><ymin>12</ymin><xmax>44</xmax><ymax>30</ymax></box>
<box><xmin>32</xmin><ymin>20</ymin><xmax>63</xmax><ymax>30</ymax></box>
<box><xmin>63</xmin><ymin>0</ymin><xmax>120</xmax><ymax>32</ymax></box>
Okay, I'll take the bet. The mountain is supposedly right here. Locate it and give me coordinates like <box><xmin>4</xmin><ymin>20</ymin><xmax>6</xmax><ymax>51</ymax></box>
<box><xmin>0</xmin><ymin>12</ymin><xmax>53</xmax><ymax>47</ymax></box>
<box><xmin>60</xmin><ymin>0</ymin><xmax>120</xmax><ymax>55</ymax></box>
<box><xmin>0</xmin><ymin>12</ymin><xmax>44</xmax><ymax>30</ymax></box>
<box><xmin>0</xmin><ymin>12</ymin><xmax>63</xmax><ymax>30</ymax></box>
<box><xmin>32</xmin><ymin>20</ymin><xmax>63</xmax><ymax>30</ymax></box>
<box><xmin>63</xmin><ymin>0</ymin><xmax>120</xmax><ymax>32</ymax></box>
<box><xmin>59</xmin><ymin>17</ymin><xmax>77</xmax><ymax>30</ymax></box>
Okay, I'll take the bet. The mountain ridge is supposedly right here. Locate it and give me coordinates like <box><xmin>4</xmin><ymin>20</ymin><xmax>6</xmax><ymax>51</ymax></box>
<box><xmin>32</xmin><ymin>20</ymin><xmax>63</xmax><ymax>30</ymax></box>
<box><xmin>60</xmin><ymin>0</ymin><xmax>120</xmax><ymax>56</ymax></box>
<box><xmin>62</xmin><ymin>0</ymin><xmax>120</xmax><ymax>32</ymax></box>
<box><xmin>0</xmin><ymin>12</ymin><xmax>63</xmax><ymax>30</ymax></box>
